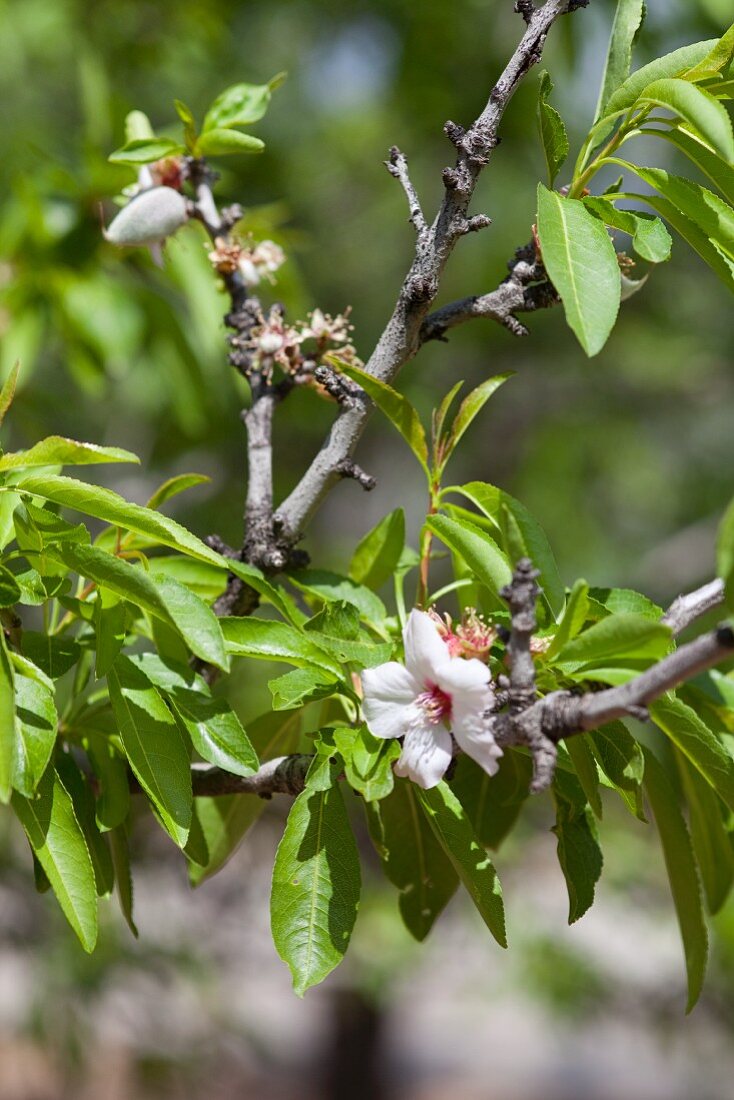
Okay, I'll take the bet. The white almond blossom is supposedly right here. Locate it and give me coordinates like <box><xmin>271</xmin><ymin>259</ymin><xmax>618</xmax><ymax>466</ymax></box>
<box><xmin>361</xmin><ymin>609</ymin><xmax>502</xmax><ymax>789</ymax></box>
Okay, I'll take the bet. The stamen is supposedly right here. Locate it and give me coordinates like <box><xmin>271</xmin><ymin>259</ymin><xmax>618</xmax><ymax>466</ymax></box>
<box><xmin>416</xmin><ymin>683</ymin><xmax>452</xmax><ymax>723</ymax></box>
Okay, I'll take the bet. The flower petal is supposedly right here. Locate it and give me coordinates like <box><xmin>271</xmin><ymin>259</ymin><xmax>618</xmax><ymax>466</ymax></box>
<box><xmin>452</xmin><ymin>699</ymin><xmax>503</xmax><ymax>778</ymax></box>
<box><xmin>394</xmin><ymin>719</ymin><xmax>453</xmax><ymax>789</ymax></box>
<box><xmin>362</xmin><ymin>662</ymin><xmax>419</xmax><ymax>740</ymax></box>
<box><xmin>403</xmin><ymin>609</ymin><xmax>450</xmax><ymax>684</ymax></box>
<box><xmin>434</xmin><ymin>655</ymin><xmax>494</xmax><ymax>700</ymax></box>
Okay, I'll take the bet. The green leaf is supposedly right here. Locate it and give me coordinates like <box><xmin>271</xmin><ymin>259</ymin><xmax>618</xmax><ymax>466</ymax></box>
<box><xmin>718</xmin><ymin>493</ymin><xmax>734</xmax><ymax>607</ymax></box>
<box><xmin>566</xmin><ymin>738</ymin><xmax>603</xmax><ymax>819</ymax></box>
<box><xmin>0</xmin><ymin>360</ymin><xmax>20</xmax><ymax>428</ymax></box>
<box><xmin>333</xmin><ymin>359</ymin><xmax>429</xmax><ymax>474</ymax></box>
<box><xmin>55</xmin><ymin>753</ymin><xmax>114</xmax><ymax>898</ymax></box>
<box><xmin>451</xmin><ymin>750</ymin><xmax>532</xmax><ymax>850</ymax></box>
<box><xmin>652</xmin><ymin>127</ymin><xmax>734</xmax><ymax>207</ymax></box>
<box><xmin>552</xmin><ymin>769</ymin><xmax>603</xmax><ymax>923</ymax></box>
<box><xmin>94</xmin><ymin>594</ymin><xmax>128</xmax><ymax>678</ymax></box>
<box><xmin>589</xmin><ymin>721</ymin><xmax>646</xmax><ymax>820</ymax></box>
<box><xmin>287</xmin><ymin>568</ymin><xmax>386</xmax><ymax>625</ymax></box>
<box><xmin>49</xmin><ymin>542</ymin><xmax>228</xmax><ymax>670</ymax></box>
<box><xmin>11</xmin><ymin>674</ymin><xmax>58</xmax><ymax>798</ymax></box>
<box><xmin>677</xmin><ymin>751</ymin><xmax>734</xmax><ymax>915</ymax></box>
<box><xmin>546</xmin><ymin>579</ymin><xmax>589</xmax><ymax>658</ymax></box>
<box><xmin>642</xmin><ymin>746</ymin><xmax>708</xmax><ymax>1012</ymax></box>
<box><xmin>83</xmin><ymin>731</ymin><xmax>130</xmax><ymax>832</ymax></box>
<box><xmin>202</xmin><ymin>74</ymin><xmax>284</xmax><ymax>132</ymax></box>
<box><xmin>417</xmin><ymin>782</ymin><xmax>506</xmax><ymax>947</ymax></box>
<box><xmin>0</xmin><ymin>564</ymin><xmax>21</xmax><ymax>607</ymax></box>
<box><xmin>196</xmin><ymin>129</ymin><xmax>264</xmax><ymax>157</ymax></box>
<box><xmin>333</xmin><ymin>725</ymin><xmax>400</xmax><ymax>803</ymax></box>
<box><xmin>13</xmin><ymin>474</ymin><xmax>226</xmax><ymax>566</ymax></box>
<box><xmin>595</xmin><ymin>0</ymin><xmax>646</xmax><ymax>119</ymax></box>
<box><xmin>554</xmin><ymin>612</ymin><xmax>672</xmax><ymax>668</ymax></box>
<box><xmin>617</xmin><ymin>165</ymin><xmax>734</xmax><ymax>258</ymax></box>
<box><xmin>11</xmin><ymin>476</ymin><xmax>284</xmax><ymax>616</ymax></box>
<box><xmin>145</xmin><ymin>473</ymin><xmax>210</xmax><ymax>511</ymax></box>
<box><xmin>109</xmin><ymin>137</ymin><xmax>184</xmax><ymax>165</ymax></box>
<box><xmin>684</xmin><ymin>24</ymin><xmax>734</xmax><ymax>81</ymax></box>
<box><xmin>603</xmin><ymin>40</ymin><xmax>718</xmax><ymax>117</ymax></box>
<box><xmin>0</xmin><ymin>437</ymin><xmax>138</xmax><ymax>472</ymax></box>
<box><xmin>221</xmin><ymin>617</ymin><xmax>341</xmax><ymax>674</ymax></box>
<box><xmin>650</xmin><ymin>695</ymin><xmax>734</xmax><ymax>813</ymax></box>
<box><xmin>638</xmin><ymin>78</ymin><xmax>734</xmax><ymax>162</ymax></box>
<box><xmin>152</xmin><ymin>573</ymin><xmax>229</xmax><ymax>672</ymax></box>
<box><xmin>0</xmin><ymin>631</ymin><xmax>16</xmax><ymax>803</ymax></box>
<box><xmin>189</xmin><ymin>710</ymin><xmax>301</xmax><ymax>887</ymax></box>
<box><xmin>12</xmin><ymin>766</ymin><xmax>98</xmax><ymax>952</ymax></box>
<box><xmin>426</xmin><ymin>514</ymin><xmax>511</xmax><ymax>600</ymax></box>
<box><xmin>536</xmin><ymin>184</ymin><xmax>621</xmax><ymax>357</ymax></box>
<box><xmin>432</xmin><ymin>381</ymin><xmax>464</xmax><ymax>449</ymax></box>
<box><xmin>537</xmin><ymin>71</ymin><xmax>570</xmax><ymax>186</ymax></box>
<box><xmin>350</xmin><ymin>508</ymin><xmax>405</xmax><ymax>590</ymax></box>
<box><xmin>438</xmin><ymin>374</ymin><xmax>512</xmax><ymax>474</ymax></box>
<box><xmin>108</xmin><ymin>656</ymin><xmax>193</xmax><ymax>848</ymax></box>
<box><xmin>21</xmin><ymin>632</ymin><xmax>81</xmax><ymax>679</ymax></box>
<box><xmin>124</xmin><ymin>109</ymin><xmax>155</xmax><ymax>142</ymax></box>
<box><xmin>452</xmin><ymin>482</ymin><xmax>565</xmax><ymax>620</ymax></box>
<box><xmin>271</xmin><ymin>762</ymin><xmax>361</xmax><ymax>995</ymax></box>
<box><xmin>365</xmin><ymin>777</ymin><xmax>458</xmax><ymax>941</ymax></box>
<box><xmin>269</xmin><ymin>667</ymin><xmax>339</xmax><ymax>711</ymax></box>
<box><xmin>170</xmin><ymin>691</ymin><xmax>258</xmax><ymax>778</ymax></box>
<box><xmin>148</xmin><ymin>557</ymin><xmax>226</xmax><ymax>603</ymax></box>
<box><xmin>583</xmin><ymin>197</ymin><xmax>672</xmax><ymax>262</ymax></box>
<box><xmin>173</xmin><ymin>98</ymin><xmax>197</xmax><ymax>152</ymax></box>
<box><xmin>619</xmin><ymin>184</ymin><xmax>734</xmax><ymax>291</ymax></box>
<box><xmin>109</xmin><ymin>826</ymin><xmax>138</xmax><ymax>936</ymax></box>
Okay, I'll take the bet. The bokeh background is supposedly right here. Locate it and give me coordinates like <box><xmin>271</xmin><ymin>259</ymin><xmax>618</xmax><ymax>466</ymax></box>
<box><xmin>1</xmin><ymin>0</ymin><xmax>734</xmax><ymax>1096</ymax></box>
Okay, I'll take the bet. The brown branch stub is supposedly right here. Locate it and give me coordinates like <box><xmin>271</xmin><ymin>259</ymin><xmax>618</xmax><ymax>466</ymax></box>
<box><xmin>336</xmin><ymin>459</ymin><xmax>377</xmax><ymax>492</ymax></box>
<box><xmin>515</xmin><ymin>0</ymin><xmax>537</xmax><ymax>22</ymax></box>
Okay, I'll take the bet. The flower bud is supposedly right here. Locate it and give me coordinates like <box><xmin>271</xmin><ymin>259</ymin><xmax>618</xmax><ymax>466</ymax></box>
<box><xmin>104</xmin><ymin>186</ymin><xmax>190</xmax><ymax>248</ymax></box>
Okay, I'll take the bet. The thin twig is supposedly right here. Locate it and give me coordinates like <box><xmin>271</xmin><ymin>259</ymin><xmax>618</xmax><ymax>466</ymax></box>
<box><xmin>385</xmin><ymin>146</ymin><xmax>427</xmax><ymax>234</ymax></box>
<box><xmin>662</xmin><ymin>577</ymin><xmax>725</xmax><ymax>636</ymax></box>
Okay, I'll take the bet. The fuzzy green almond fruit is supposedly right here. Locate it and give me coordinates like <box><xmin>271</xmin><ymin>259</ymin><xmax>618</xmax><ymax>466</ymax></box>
<box><xmin>104</xmin><ymin>186</ymin><xmax>190</xmax><ymax>248</ymax></box>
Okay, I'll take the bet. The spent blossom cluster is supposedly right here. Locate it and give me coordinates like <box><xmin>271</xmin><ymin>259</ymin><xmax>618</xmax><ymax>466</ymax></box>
<box><xmin>361</xmin><ymin>609</ymin><xmax>503</xmax><ymax>789</ymax></box>
<box><xmin>242</xmin><ymin>302</ymin><xmax>361</xmax><ymax>384</ymax></box>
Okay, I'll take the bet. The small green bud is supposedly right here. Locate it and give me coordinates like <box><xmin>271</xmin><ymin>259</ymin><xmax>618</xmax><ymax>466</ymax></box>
<box><xmin>104</xmin><ymin>186</ymin><xmax>190</xmax><ymax>248</ymax></box>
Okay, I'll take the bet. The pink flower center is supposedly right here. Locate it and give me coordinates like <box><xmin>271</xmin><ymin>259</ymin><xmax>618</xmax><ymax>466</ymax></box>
<box><xmin>416</xmin><ymin>682</ymin><xmax>452</xmax><ymax>724</ymax></box>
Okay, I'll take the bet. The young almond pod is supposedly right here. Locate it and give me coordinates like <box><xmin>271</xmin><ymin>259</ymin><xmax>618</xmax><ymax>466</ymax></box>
<box><xmin>104</xmin><ymin>186</ymin><xmax>190</xmax><ymax>248</ymax></box>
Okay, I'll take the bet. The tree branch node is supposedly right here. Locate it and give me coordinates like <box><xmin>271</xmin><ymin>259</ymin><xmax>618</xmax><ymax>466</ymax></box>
<box><xmin>335</xmin><ymin>459</ymin><xmax>377</xmax><ymax>491</ymax></box>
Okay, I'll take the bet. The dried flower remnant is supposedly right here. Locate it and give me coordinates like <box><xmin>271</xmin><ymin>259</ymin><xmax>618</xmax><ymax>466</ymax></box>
<box><xmin>208</xmin><ymin>237</ymin><xmax>286</xmax><ymax>286</ymax></box>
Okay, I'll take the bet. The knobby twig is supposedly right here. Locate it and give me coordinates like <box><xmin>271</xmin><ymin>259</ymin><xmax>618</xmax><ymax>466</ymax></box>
<box><xmin>189</xmin><ymin>159</ymin><xmax>291</xmax><ymax>622</ymax></box>
<box><xmin>420</xmin><ymin>243</ymin><xmax>558</xmax><ymax>341</ymax></box>
<box><xmin>274</xmin><ymin>0</ymin><xmax>579</xmax><ymax>544</ymax></box>
<box><xmin>499</xmin><ymin>559</ymin><xmax>558</xmax><ymax>792</ymax></box>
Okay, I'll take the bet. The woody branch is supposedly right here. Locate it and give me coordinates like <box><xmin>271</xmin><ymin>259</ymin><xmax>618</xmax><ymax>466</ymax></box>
<box><xmin>164</xmin><ymin>571</ymin><xmax>730</xmax><ymax>800</ymax></box>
